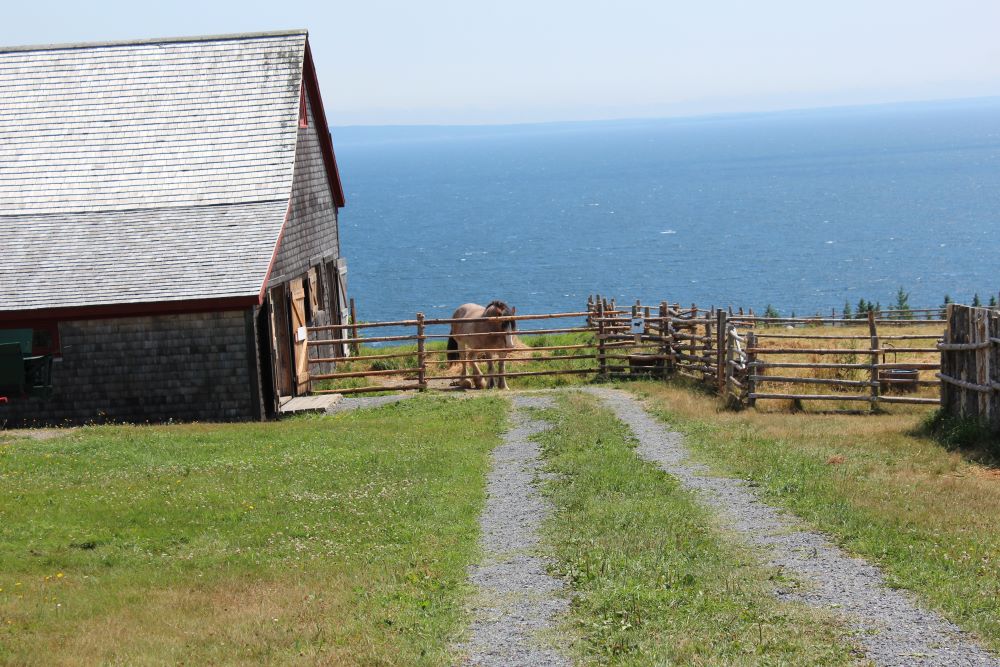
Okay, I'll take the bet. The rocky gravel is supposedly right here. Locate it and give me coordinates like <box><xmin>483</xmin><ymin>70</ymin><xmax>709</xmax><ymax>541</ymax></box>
<box><xmin>457</xmin><ymin>394</ymin><xmax>569</xmax><ymax>666</ymax></box>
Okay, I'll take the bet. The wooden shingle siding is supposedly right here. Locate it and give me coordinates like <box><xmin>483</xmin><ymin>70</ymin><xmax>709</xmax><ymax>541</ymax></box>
<box><xmin>0</xmin><ymin>33</ymin><xmax>305</xmax><ymax>215</ymax></box>
<box><xmin>269</xmin><ymin>91</ymin><xmax>340</xmax><ymax>283</ymax></box>
<box><xmin>0</xmin><ymin>311</ymin><xmax>258</xmax><ymax>426</ymax></box>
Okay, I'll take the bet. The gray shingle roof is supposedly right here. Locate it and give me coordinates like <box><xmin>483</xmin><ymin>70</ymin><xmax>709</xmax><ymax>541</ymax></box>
<box><xmin>3</xmin><ymin>201</ymin><xmax>289</xmax><ymax>311</ymax></box>
<box><xmin>0</xmin><ymin>31</ymin><xmax>312</xmax><ymax>313</ymax></box>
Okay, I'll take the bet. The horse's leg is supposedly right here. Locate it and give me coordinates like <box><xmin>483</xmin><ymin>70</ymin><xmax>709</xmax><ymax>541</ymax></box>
<box><xmin>485</xmin><ymin>353</ymin><xmax>495</xmax><ymax>389</ymax></box>
<box><xmin>462</xmin><ymin>348</ymin><xmax>477</xmax><ymax>389</ymax></box>
<box><xmin>470</xmin><ymin>352</ymin><xmax>485</xmax><ymax>389</ymax></box>
<box><xmin>498</xmin><ymin>352</ymin><xmax>509</xmax><ymax>390</ymax></box>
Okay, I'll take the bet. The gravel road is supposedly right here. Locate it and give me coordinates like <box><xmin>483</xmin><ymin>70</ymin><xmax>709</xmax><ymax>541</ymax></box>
<box><xmin>588</xmin><ymin>387</ymin><xmax>998</xmax><ymax>667</ymax></box>
<box><xmin>457</xmin><ymin>394</ymin><xmax>570</xmax><ymax>666</ymax></box>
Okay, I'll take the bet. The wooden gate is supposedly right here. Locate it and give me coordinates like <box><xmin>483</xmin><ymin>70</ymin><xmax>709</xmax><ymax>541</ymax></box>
<box><xmin>289</xmin><ymin>278</ymin><xmax>310</xmax><ymax>395</ymax></box>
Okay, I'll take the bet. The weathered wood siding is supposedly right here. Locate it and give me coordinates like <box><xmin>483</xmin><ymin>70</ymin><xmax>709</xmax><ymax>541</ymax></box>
<box><xmin>269</xmin><ymin>88</ymin><xmax>340</xmax><ymax>285</ymax></box>
<box><xmin>0</xmin><ymin>311</ymin><xmax>261</xmax><ymax>426</ymax></box>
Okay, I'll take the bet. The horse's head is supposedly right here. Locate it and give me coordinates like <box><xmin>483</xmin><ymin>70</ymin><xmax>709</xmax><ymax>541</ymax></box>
<box><xmin>486</xmin><ymin>300</ymin><xmax>516</xmax><ymax>348</ymax></box>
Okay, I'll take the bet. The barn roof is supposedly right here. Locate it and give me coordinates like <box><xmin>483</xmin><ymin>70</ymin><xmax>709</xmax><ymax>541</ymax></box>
<box><xmin>0</xmin><ymin>30</ymin><xmax>344</xmax><ymax>317</ymax></box>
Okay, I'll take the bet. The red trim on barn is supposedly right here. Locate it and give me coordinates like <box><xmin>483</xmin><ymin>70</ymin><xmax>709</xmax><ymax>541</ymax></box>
<box><xmin>0</xmin><ymin>296</ymin><xmax>259</xmax><ymax>323</ymax></box>
<box><xmin>258</xmin><ymin>199</ymin><xmax>294</xmax><ymax>302</ymax></box>
<box><xmin>302</xmin><ymin>40</ymin><xmax>346</xmax><ymax>208</ymax></box>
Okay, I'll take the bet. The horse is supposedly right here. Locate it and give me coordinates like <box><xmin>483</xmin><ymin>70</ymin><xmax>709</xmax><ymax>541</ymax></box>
<box><xmin>446</xmin><ymin>301</ymin><xmax>516</xmax><ymax>390</ymax></box>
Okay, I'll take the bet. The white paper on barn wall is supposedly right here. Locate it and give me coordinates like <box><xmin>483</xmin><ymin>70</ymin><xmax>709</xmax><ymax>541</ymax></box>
<box><xmin>297</xmin><ymin>326</ymin><xmax>307</xmax><ymax>342</ymax></box>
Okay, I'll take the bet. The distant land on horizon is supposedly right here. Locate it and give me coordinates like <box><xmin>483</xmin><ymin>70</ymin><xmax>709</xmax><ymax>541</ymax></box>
<box><xmin>331</xmin><ymin>95</ymin><xmax>1000</xmax><ymax>139</ymax></box>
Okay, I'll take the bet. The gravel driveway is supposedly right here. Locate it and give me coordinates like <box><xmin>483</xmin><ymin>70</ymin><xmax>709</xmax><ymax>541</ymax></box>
<box><xmin>587</xmin><ymin>387</ymin><xmax>999</xmax><ymax>667</ymax></box>
<box><xmin>457</xmin><ymin>394</ymin><xmax>569</xmax><ymax>666</ymax></box>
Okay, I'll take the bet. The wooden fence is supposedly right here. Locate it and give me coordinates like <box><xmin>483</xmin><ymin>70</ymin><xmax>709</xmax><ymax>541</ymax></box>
<box><xmin>305</xmin><ymin>310</ymin><xmax>605</xmax><ymax>394</ymax></box>
<box><xmin>939</xmin><ymin>304</ymin><xmax>1000</xmax><ymax>430</ymax></box>
<box><xmin>733</xmin><ymin>311</ymin><xmax>942</xmax><ymax>408</ymax></box>
<box><xmin>301</xmin><ymin>296</ymin><xmax>949</xmax><ymax>409</ymax></box>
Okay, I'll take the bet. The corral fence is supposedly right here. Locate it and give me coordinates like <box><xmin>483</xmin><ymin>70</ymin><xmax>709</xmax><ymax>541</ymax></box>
<box><xmin>302</xmin><ymin>296</ymin><xmax>951</xmax><ymax>410</ymax></box>
<box><xmin>305</xmin><ymin>309</ymin><xmax>604</xmax><ymax>394</ymax></box>
<box><xmin>938</xmin><ymin>304</ymin><xmax>1000</xmax><ymax>431</ymax></box>
<box><xmin>731</xmin><ymin>310</ymin><xmax>944</xmax><ymax>409</ymax></box>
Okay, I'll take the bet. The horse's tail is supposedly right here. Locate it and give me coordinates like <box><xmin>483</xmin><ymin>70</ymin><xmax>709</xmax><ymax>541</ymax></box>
<box><xmin>447</xmin><ymin>336</ymin><xmax>459</xmax><ymax>361</ymax></box>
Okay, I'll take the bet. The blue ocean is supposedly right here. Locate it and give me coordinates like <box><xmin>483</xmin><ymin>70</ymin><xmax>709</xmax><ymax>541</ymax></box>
<box><xmin>333</xmin><ymin>99</ymin><xmax>1000</xmax><ymax>323</ymax></box>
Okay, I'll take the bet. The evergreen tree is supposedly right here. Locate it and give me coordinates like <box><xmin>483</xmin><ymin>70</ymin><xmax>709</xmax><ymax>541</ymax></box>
<box><xmin>893</xmin><ymin>287</ymin><xmax>913</xmax><ymax>319</ymax></box>
<box><xmin>843</xmin><ymin>301</ymin><xmax>853</xmax><ymax>319</ymax></box>
<box><xmin>990</xmin><ymin>295</ymin><xmax>997</xmax><ymax>308</ymax></box>
<box><xmin>973</xmin><ymin>293</ymin><xmax>982</xmax><ymax>307</ymax></box>
<box><xmin>941</xmin><ymin>294</ymin><xmax>951</xmax><ymax>319</ymax></box>
<box><xmin>764</xmin><ymin>304</ymin><xmax>779</xmax><ymax>318</ymax></box>
<box><xmin>856</xmin><ymin>298</ymin><xmax>868</xmax><ymax>319</ymax></box>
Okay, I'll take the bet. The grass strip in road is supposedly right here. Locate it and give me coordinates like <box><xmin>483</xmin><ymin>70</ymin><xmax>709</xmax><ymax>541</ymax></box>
<box><xmin>634</xmin><ymin>381</ymin><xmax>1000</xmax><ymax>654</ymax></box>
<box><xmin>0</xmin><ymin>395</ymin><xmax>505</xmax><ymax>666</ymax></box>
<box><xmin>537</xmin><ymin>391</ymin><xmax>860</xmax><ymax>665</ymax></box>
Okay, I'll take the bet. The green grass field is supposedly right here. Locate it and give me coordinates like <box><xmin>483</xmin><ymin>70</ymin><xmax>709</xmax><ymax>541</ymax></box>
<box><xmin>4</xmin><ymin>378</ymin><xmax>999</xmax><ymax>664</ymax></box>
<box><xmin>0</xmin><ymin>396</ymin><xmax>504</xmax><ymax>665</ymax></box>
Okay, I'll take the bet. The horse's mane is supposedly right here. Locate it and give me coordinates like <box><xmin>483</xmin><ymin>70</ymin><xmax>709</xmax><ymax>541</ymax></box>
<box><xmin>485</xmin><ymin>300</ymin><xmax>515</xmax><ymax>330</ymax></box>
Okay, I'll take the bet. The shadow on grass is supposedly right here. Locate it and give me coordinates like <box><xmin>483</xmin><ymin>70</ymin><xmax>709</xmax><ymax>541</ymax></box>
<box><xmin>914</xmin><ymin>409</ymin><xmax>1000</xmax><ymax>466</ymax></box>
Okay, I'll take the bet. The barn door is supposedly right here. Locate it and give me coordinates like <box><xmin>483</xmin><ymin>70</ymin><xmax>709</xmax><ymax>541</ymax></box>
<box><xmin>270</xmin><ymin>285</ymin><xmax>294</xmax><ymax>398</ymax></box>
<box><xmin>328</xmin><ymin>259</ymin><xmax>349</xmax><ymax>358</ymax></box>
<box><xmin>289</xmin><ymin>278</ymin><xmax>311</xmax><ymax>394</ymax></box>
<box><xmin>256</xmin><ymin>299</ymin><xmax>279</xmax><ymax>418</ymax></box>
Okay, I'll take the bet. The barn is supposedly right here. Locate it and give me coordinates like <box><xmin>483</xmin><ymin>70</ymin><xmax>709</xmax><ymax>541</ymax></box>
<box><xmin>0</xmin><ymin>30</ymin><xmax>348</xmax><ymax>425</ymax></box>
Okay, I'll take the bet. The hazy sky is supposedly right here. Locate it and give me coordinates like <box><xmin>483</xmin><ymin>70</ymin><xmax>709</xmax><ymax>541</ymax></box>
<box><xmin>4</xmin><ymin>1</ymin><xmax>1000</xmax><ymax>125</ymax></box>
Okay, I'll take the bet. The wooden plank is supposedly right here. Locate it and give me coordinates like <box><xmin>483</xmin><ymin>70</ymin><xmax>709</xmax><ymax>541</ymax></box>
<box><xmin>314</xmin><ymin>385</ymin><xmax>422</xmax><ymax>395</ymax></box>
<box><xmin>877</xmin><ymin>396</ymin><xmax>941</xmax><ymax>405</ymax></box>
<box><xmin>311</xmin><ymin>367</ymin><xmax>422</xmax><ymax>380</ymax></box>
<box><xmin>750</xmin><ymin>392</ymin><xmax>874</xmax><ymax>402</ymax></box>
<box><xmin>752</xmin><ymin>375</ymin><xmax>877</xmax><ymax>387</ymax></box>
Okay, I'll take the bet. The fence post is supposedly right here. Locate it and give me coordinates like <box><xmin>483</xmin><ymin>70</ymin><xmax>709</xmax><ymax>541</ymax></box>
<box><xmin>416</xmin><ymin>312</ymin><xmax>427</xmax><ymax>391</ymax></box>
<box><xmin>990</xmin><ymin>309</ymin><xmax>999</xmax><ymax>431</ymax></box>
<box><xmin>659</xmin><ymin>301</ymin><xmax>670</xmax><ymax>377</ymax></box>
<box><xmin>746</xmin><ymin>331</ymin><xmax>757</xmax><ymax>408</ymax></box>
<box><xmin>868</xmin><ymin>310</ymin><xmax>880</xmax><ymax>410</ymax></box>
<box><xmin>704</xmin><ymin>309</ymin><xmax>713</xmax><ymax>385</ymax></box>
<box><xmin>941</xmin><ymin>303</ymin><xmax>953</xmax><ymax>412</ymax></box>
<box><xmin>975</xmin><ymin>307</ymin><xmax>991</xmax><ymax>423</ymax></box>
<box><xmin>349</xmin><ymin>297</ymin><xmax>360</xmax><ymax>356</ymax></box>
<box><xmin>597</xmin><ymin>299</ymin><xmax>607</xmax><ymax>379</ymax></box>
<box><xmin>716</xmin><ymin>309</ymin><xmax>727</xmax><ymax>393</ymax></box>
<box><xmin>633</xmin><ymin>301</ymin><xmax>641</xmax><ymax>346</ymax></box>
<box><xmin>724</xmin><ymin>323</ymin><xmax>738</xmax><ymax>408</ymax></box>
